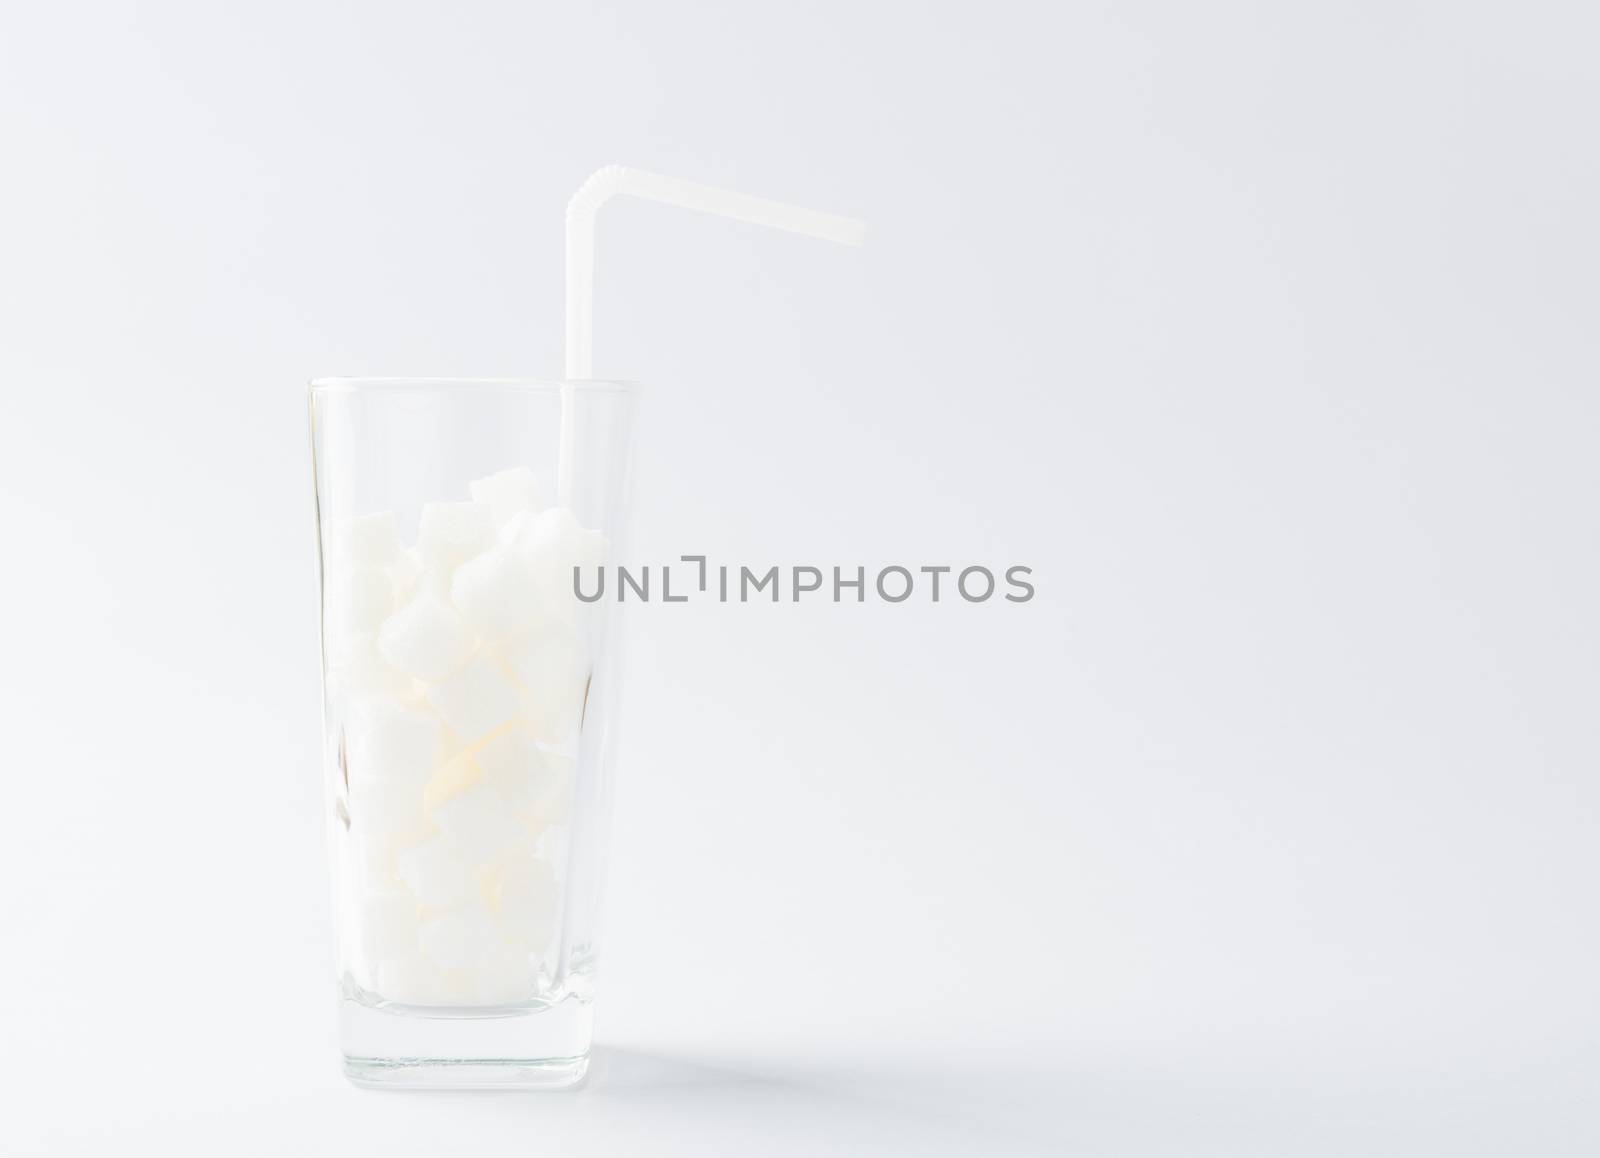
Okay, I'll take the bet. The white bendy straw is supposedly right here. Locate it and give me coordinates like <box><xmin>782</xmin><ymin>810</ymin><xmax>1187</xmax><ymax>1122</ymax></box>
<box><xmin>558</xmin><ymin>165</ymin><xmax>867</xmax><ymax>506</ymax></box>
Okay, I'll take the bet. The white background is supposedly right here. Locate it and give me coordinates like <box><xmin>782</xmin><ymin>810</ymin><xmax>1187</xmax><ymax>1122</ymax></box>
<box><xmin>2</xmin><ymin>2</ymin><xmax>1597</xmax><ymax>1154</ymax></box>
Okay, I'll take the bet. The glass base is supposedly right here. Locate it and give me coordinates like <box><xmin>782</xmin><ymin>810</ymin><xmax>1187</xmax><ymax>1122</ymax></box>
<box><xmin>344</xmin><ymin>1053</ymin><xmax>588</xmax><ymax>1090</ymax></box>
<box><xmin>339</xmin><ymin>990</ymin><xmax>592</xmax><ymax>1090</ymax></box>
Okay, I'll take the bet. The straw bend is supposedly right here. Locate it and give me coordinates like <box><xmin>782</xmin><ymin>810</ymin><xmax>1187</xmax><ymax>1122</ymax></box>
<box><xmin>559</xmin><ymin>165</ymin><xmax>866</xmax><ymax>502</ymax></box>
<box><xmin>564</xmin><ymin>165</ymin><xmax>866</xmax><ymax>382</ymax></box>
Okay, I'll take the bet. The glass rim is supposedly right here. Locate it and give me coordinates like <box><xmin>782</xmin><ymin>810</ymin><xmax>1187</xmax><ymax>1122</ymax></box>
<box><xmin>309</xmin><ymin>376</ymin><xmax>639</xmax><ymax>394</ymax></box>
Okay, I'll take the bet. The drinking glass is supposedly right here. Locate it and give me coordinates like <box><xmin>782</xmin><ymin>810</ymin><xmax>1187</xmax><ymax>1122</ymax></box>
<box><xmin>308</xmin><ymin>378</ymin><xmax>637</xmax><ymax>1088</ymax></box>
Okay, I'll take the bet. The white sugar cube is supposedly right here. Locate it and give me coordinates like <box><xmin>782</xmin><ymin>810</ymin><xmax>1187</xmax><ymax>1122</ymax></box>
<box><xmin>345</xmin><ymin>704</ymin><xmax>444</xmax><ymax>833</ymax></box>
<box><xmin>350</xmin><ymin>821</ymin><xmax>403</xmax><ymax>888</ymax></box>
<box><xmin>417</xmin><ymin>501</ymin><xmax>496</xmax><ymax>573</ymax></box>
<box><xmin>475</xmin><ymin>721</ymin><xmax>542</xmax><ymax>783</ymax></box>
<box><xmin>512</xmin><ymin>507</ymin><xmax>608</xmax><ymax>578</ymax></box>
<box><xmin>473</xmin><ymin>947</ymin><xmax>539</xmax><ymax>1005</ymax></box>
<box><xmin>534</xmin><ymin>821</ymin><xmax>569</xmax><ymax>866</ymax></box>
<box><xmin>542</xmin><ymin>749</ymin><xmax>575</xmax><ymax>781</ymax></box>
<box><xmin>388</xmin><ymin>547</ymin><xmax>424</xmax><ymax>603</ymax></box>
<box><xmin>337</xmin><ymin>866</ymin><xmax>372</xmax><ymax>982</ymax></box>
<box><xmin>375</xmin><ymin>948</ymin><xmax>447</xmax><ymax>1006</ymax></box>
<box><xmin>498</xmin><ymin>853</ymin><xmax>559</xmax><ymax>951</ymax></box>
<box><xmin>425</xmin><ymin>653</ymin><xmax>521</xmax><ymax>743</ymax></box>
<box><xmin>349</xmin><ymin>797</ymin><xmax>425</xmax><ymax>861</ymax></box>
<box><xmin>434</xmin><ymin>784</ymin><xmax>529</xmax><ymax>862</ymax></box>
<box><xmin>418</xmin><ymin>904</ymin><xmax>500</xmax><ymax>972</ymax></box>
<box><xmin>326</xmin><ymin>634</ymin><xmax>415</xmax><ymax>702</ymax></box>
<box><xmin>509</xmin><ymin>507</ymin><xmax>608</xmax><ymax>616</ymax></box>
<box><xmin>334</xmin><ymin>511</ymin><xmax>402</xmax><ymax>569</ymax></box>
<box><xmin>389</xmin><ymin>548</ymin><xmax>453</xmax><ymax>604</ymax></box>
<box><xmin>378</xmin><ymin>593</ymin><xmax>475</xmax><ymax>682</ymax></box>
<box><xmin>417</xmin><ymin>566</ymin><xmax>458</xmax><ymax>603</ymax></box>
<box><xmin>470</xmin><ymin>467</ymin><xmax>544</xmax><ymax>530</ymax></box>
<box><xmin>476</xmin><ymin>724</ymin><xmax>567</xmax><ymax>819</ymax></box>
<box><xmin>396</xmin><ymin>835</ymin><xmax>478</xmax><ymax>909</ymax></box>
<box><xmin>501</xmin><ymin>625</ymin><xmax>590</xmax><ymax>742</ymax></box>
<box><xmin>421</xmin><ymin>747</ymin><xmax>480</xmax><ymax>820</ymax></box>
<box><xmin>345</xmin><ymin>700</ymin><xmax>446</xmax><ymax>788</ymax></box>
<box><xmin>450</xmin><ymin>544</ymin><xmax>541</xmax><ymax>643</ymax></box>
<box><xmin>358</xmin><ymin>888</ymin><xmax>420</xmax><ymax>965</ymax></box>
<box><xmin>475</xmin><ymin>723</ymin><xmax>546</xmax><ymax>796</ymax></box>
<box><xmin>500</xmin><ymin>510</ymin><xmax>536</xmax><ymax>543</ymax></box>
<box><xmin>526</xmin><ymin>755</ymin><xmax>574</xmax><ymax>831</ymax></box>
<box><xmin>325</xmin><ymin>564</ymin><xmax>394</xmax><ymax>637</ymax></box>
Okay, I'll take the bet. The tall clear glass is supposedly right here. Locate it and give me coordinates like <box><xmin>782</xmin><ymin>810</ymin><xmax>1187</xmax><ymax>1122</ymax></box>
<box><xmin>308</xmin><ymin>378</ymin><xmax>638</xmax><ymax>1088</ymax></box>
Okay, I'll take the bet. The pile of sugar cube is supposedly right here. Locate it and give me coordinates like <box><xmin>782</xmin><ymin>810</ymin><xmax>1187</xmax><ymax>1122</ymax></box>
<box><xmin>322</xmin><ymin>467</ymin><xmax>606</xmax><ymax>1006</ymax></box>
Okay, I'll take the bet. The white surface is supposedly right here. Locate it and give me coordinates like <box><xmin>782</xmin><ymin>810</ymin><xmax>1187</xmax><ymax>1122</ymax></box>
<box><xmin>1</xmin><ymin>1</ymin><xmax>1597</xmax><ymax>1153</ymax></box>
